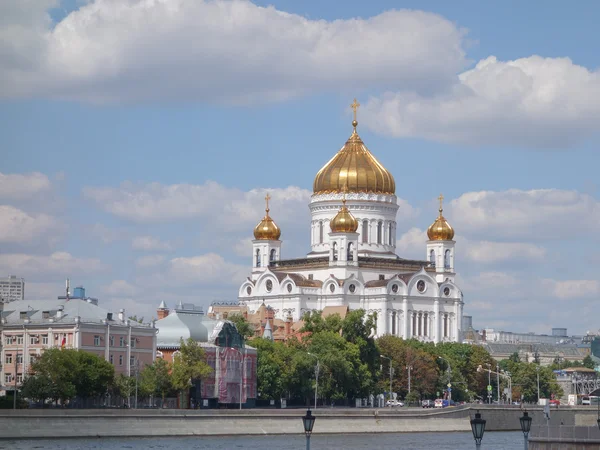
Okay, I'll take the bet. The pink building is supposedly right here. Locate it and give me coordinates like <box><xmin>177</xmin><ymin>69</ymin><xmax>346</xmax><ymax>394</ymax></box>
<box><xmin>0</xmin><ymin>298</ymin><xmax>157</xmax><ymax>394</ymax></box>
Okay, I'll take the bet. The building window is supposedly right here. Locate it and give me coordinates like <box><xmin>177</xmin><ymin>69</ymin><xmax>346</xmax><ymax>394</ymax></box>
<box><xmin>16</xmin><ymin>374</ymin><xmax>23</xmax><ymax>384</ymax></box>
<box><xmin>16</xmin><ymin>354</ymin><xmax>23</xmax><ymax>364</ymax></box>
<box><xmin>42</xmin><ymin>335</ymin><xmax>48</xmax><ymax>345</ymax></box>
<box><xmin>119</xmin><ymin>355</ymin><xmax>123</xmax><ymax>366</ymax></box>
<box><xmin>319</xmin><ymin>221</ymin><xmax>324</xmax><ymax>244</ymax></box>
<box><xmin>130</xmin><ymin>338</ymin><xmax>136</xmax><ymax>349</ymax></box>
<box><xmin>392</xmin><ymin>311</ymin><xmax>397</xmax><ymax>335</ymax></box>
<box><xmin>30</xmin><ymin>336</ymin><xmax>38</xmax><ymax>345</ymax></box>
<box><xmin>130</xmin><ymin>356</ymin><xmax>135</xmax><ymax>367</ymax></box>
<box><xmin>444</xmin><ymin>250</ymin><xmax>451</xmax><ymax>269</ymax></box>
<box><xmin>119</xmin><ymin>337</ymin><xmax>125</xmax><ymax>347</ymax></box>
<box><xmin>4</xmin><ymin>374</ymin><xmax>12</xmax><ymax>384</ymax></box>
<box><xmin>255</xmin><ymin>249</ymin><xmax>261</xmax><ymax>267</ymax></box>
<box><xmin>5</xmin><ymin>354</ymin><xmax>12</xmax><ymax>364</ymax></box>
<box><xmin>388</xmin><ymin>223</ymin><xmax>393</xmax><ymax>246</ymax></box>
<box><xmin>42</xmin><ymin>311</ymin><xmax>50</xmax><ymax>319</ymax></box>
<box><xmin>29</xmin><ymin>354</ymin><xmax>36</xmax><ymax>364</ymax></box>
<box><xmin>19</xmin><ymin>312</ymin><xmax>27</xmax><ymax>320</ymax></box>
<box><xmin>429</xmin><ymin>249</ymin><xmax>435</xmax><ymax>266</ymax></box>
<box><xmin>269</xmin><ymin>249</ymin><xmax>277</xmax><ymax>264</ymax></box>
<box><xmin>94</xmin><ymin>335</ymin><xmax>101</xmax><ymax>346</ymax></box>
<box><xmin>347</xmin><ymin>242</ymin><xmax>353</xmax><ymax>261</ymax></box>
<box><xmin>332</xmin><ymin>242</ymin><xmax>338</xmax><ymax>261</ymax></box>
<box><xmin>109</xmin><ymin>354</ymin><xmax>114</xmax><ymax>364</ymax></box>
<box><xmin>377</xmin><ymin>222</ymin><xmax>382</xmax><ymax>244</ymax></box>
<box><xmin>362</xmin><ymin>220</ymin><xmax>368</xmax><ymax>243</ymax></box>
<box><xmin>16</xmin><ymin>335</ymin><xmax>23</xmax><ymax>345</ymax></box>
<box><xmin>5</xmin><ymin>336</ymin><xmax>13</xmax><ymax>345</ymax></box>
<box><xmin>109</xmin><ymin>336</ymin><xmax>114</xmax><ymax>347</ymax></box>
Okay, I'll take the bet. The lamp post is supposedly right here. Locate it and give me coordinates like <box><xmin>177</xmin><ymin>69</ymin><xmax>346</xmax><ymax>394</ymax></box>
<box><xmin>406</xmin><ymin>365</ymin><xmax>413</xmax><ymax>394</ymax></box>
<box><xmin>496</xmin><ymin>364</ymin><xmax>500</xmax><ymax>403</ymax></box>
<box><xmin>520</xmin><ymin>410</ymin><xmax>532</xmax><ymax>450</ymax></box>
<box><xmin>302</xmin><ymin>408</ymin><xmax>316</xmax><ymax>450</ymax></box>
<box><xmin>470</xmin><ymin>410</ymin><xmax>486</xmax><ymax>450</ymax></box>
<box><xmin>307</xmin><ymin>352</ymin><xmax>320</xmax><ymax>409</ymax></box>
<box><xmin>438</xmin><ymin>356</ymin><xmax>452</xmax><ymax>400</ymax></box>
<box><xmin>12</xmin><ymin>350</ymin><xmax>19</xmax><ymax>410</ymax></box>
<box><xmin>230</xmin><ymin>347</ymin><xmax>245</xmax><ymax>410</ymax></box>
<box><xmin>486</xmin><ymin>363</ymin><xmax>492</xmax><ymax>404</ymax></box>
<box><xmin>380</xmin><ymin>355</ymin><xmax>393</xmax><ymax>405</ymax></box>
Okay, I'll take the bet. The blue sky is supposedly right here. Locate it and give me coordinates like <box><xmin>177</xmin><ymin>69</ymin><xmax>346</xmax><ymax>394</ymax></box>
<box><xmin>1</xmin><ymin>0</ymin><xmax>599</xmax><ymax>335</ymax></box>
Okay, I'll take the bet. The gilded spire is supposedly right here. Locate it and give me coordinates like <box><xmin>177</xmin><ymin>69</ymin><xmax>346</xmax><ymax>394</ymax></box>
<box><xmin>350</xmin><ymin>98</ymin><xmax>360</xmax><ymax>130</ymax></box>
<box><xmin>253</xmin><ymin>193</ymin><xmax>281</xmax><ymax>240</ymax></box>
<box><xmin>427</xmin><ymin>193</ymin><xmax>454</xmax><ymax>241</ymax></box>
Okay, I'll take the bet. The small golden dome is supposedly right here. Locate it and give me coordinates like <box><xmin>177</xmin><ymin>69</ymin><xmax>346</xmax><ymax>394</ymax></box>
<box><xmin>427</xmin><ymin>194</ymin><xmax>454</xmax><ymax>241</ymax></box>
<box><xmin>313</xmin><ymin>99</ymin><xmax>395</xmax><ymax>195</ymax></box>
<box><xmin>253</xmin><ymin>194</ymin><xmax>281</xmax><ymax>240</ymax></box>
<box><xmin>330</xmin><ymin>189</ymin><xmax>358</xmax><ymax>233</ymax></box>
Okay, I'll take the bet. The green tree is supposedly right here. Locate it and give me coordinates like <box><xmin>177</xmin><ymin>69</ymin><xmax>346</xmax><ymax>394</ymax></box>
<box><xmin>128</xmin><ymin>315</ymin><xmax>144</xmax><ymax>324</ymax></box>
<box><xmin>228</xmin><ymin>313</ymin><xmax>255</xmax><ymax>341</ymax></box>
<box><xmin>115</xmin><ymin>373</ymin><xmax>136</xmax><ymax>404</ymax></box>
<box><xmin>21</xmin><ymin>374</ymin><xmax>54</xmax><ymax>405</ymax></box>
<box><xmin>583</xmin><ymin>355</ymin><xmax>595</xmax><ymax>370</ymax></box>
<box><xmin>140</xmin><ymin>358</ymin><xmax>173</xmax><ymax>405</ymax></box>
<box><xmin>171</xmin><ymin>338</ymin><xmax>212</xmax><ymax>396</ymax></box>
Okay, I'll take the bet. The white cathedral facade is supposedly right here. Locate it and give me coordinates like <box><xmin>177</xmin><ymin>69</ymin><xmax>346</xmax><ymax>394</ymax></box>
<box><xmin>238</xmin><ymin>103</ymin><xmax>464</xmax><ymax>342</ymax></box>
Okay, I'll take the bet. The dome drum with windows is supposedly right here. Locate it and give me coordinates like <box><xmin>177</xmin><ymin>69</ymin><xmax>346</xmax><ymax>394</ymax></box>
<box><xmin>254</xmin><ymin>194</ymin><xmax>281</xmax><ymax>240</ymax></box>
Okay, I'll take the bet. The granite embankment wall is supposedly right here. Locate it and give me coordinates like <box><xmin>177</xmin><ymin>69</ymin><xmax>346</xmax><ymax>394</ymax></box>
<box><xmin>1</xmin><ymin>406</ymin><xmax>599</xmax><ymax>439</ymax></box>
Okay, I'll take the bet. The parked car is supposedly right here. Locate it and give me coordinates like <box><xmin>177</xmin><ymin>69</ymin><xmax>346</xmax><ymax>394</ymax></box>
<box><xmin>386</xmin><ymin>400</ymin><xmax>404</xmax><ymax>407</ymax></box>
<box><xmin>421</xmin><ymin>400</ymin><xmax>435</xmax><ymax>408</ymax></box>
<box><xmin>434</xmin><ymin>399</ymin><xmax>444</xmax><ymax>408</ymax></box>
<box><xmin>549</xmin><ymin>399</ymin><xmax>560</xmax><ymax>406</ymax></box>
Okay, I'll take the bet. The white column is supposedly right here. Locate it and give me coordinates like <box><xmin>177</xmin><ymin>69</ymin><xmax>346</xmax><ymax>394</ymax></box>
<box><xmin>433</xmin><ymin>300</ymin><xmax>440</xmax><ymax>343</ymax></box>
<box><xmin>105</xmin><ymin>323</ymin><xmax>110</xmax><ymax>362</ymax></box>
<box><xmin>396</xmin><ymin>312</ymin><xmax>401</xmax><ymax>337</ymax></box>
<box><xmin>387</xmin><ymin>310</ymin><xmax>393</xmax><ymax>335</ymax></box>
<box><xmin>402</xmin><ymin>298</ymin><xmax>408</xmax><ymax>338</ymax></box>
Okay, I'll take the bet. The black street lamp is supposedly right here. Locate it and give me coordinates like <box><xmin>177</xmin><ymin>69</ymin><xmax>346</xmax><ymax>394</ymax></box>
<box><xmin>470</xmin><ymin>410</ymin><xmax>486</xmax><ymax>450</ymax></box>
<box><xmin>302</xmin><ymin>408</ymin><xmax>316</xmax><ymax>450</ymax></box>
<box><xmin>520</xmin><ymin>410</ymin><xmax>532</xmax><ymax>450</ymax></box>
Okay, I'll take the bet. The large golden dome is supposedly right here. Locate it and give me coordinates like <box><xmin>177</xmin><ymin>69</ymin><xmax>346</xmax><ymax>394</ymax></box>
<box><xmin>253</xmin><ymin>194</ymin><xmax>281</xmax><ymax>240</ymax></box>
<box><xmin>330</xmin><ymin>197</ymin><xmax>358</xmax><ymax>233</ymax></box>
<box><xmin>427</xmin><ymin>194</ymin><xmax>454</xmax><ymax>241</ymax></box>
<box><xmin>313</xmin><ymin>100</ymin><xmax>395</xmax><ymax>195</ymax></box>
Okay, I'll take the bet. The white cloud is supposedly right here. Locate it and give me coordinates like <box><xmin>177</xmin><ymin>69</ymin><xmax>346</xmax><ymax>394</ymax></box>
<box><xmin>464</xmin><ymin>240</ymin><xmax>546</xmax><ymax>264</ymax></box>
<box><xmin>0</xmin><ymin>1</ymin><xmax>466</xmax><ymax>103</ymax></box>
<box><xmin>0</xmin><ymin>172</ymin><xmax>52</xmax><ymax>200</ymax></box>
<box><xmin>395</xmin><ymin>227</ymin><xmax>427</xmax><ymax>260</ymax></box>
<box><xmin>83</xmin><ymin>181</ymin><xmax>312</xmax><ymax>229</ymax></box>
<box><xmin>543</xmin><ymin>279</ymin><xmax>600</xmax><ymax>300</ymax></box>
<box><xmin>363</xmin><ymin>55</ymin><xmax>600</xmax><ymax>148</ymax></box>
<box><xmin>132</xmin><ymin>235</ymin><xmax>173</xmax><ymax>252</ymax></box>
<box><xmin>87</xmin><ymin>223</ymin><xmax>124</xmax><ymax>244</ymax></box>
<box><xmin>0</xmin><ymin>251</ymin><xmax>107</xmax><ymax>279</ymax></box>
<box><xmin>0</xmin><ymin>205</ymin><xmax>62</xmax><ymax>244</ymax></box>
<box><xmin>168</xmin><ymin>253</ymin><xmax>247</xmax><ymax>286</ymax></box>
<box><xmin>135</xmin><ymin>255</ymin><xmax>166</xmax><ymax>269</ymax></box>
<box><xmin>448</xmin><ymin>189</ymin><xmax>600</xmax><ymax>240</ymax></box>
<box><xmin>103</xmin><ymin>279</ymin><xmax>140</xmax><ymax>297</ymax></box>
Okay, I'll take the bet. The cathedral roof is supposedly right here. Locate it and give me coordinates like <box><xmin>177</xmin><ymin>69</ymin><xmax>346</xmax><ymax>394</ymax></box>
<box><xmin>313</xmin><ymin>100</ymin><xmax>395</xmax><ymax>195</ymax></box>
<box><xmin>427</xmin><ymin>194</ymin><xmax>454</xmax><ymax>241</ymax></box>
<box><xmin>330</xmin><ymin>193</ymin><xmax>358</xmax><ymax>233</ymax></box>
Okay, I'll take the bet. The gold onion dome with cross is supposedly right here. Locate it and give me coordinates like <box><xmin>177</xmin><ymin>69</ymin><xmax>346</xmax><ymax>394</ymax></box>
<box><xmin>330</xmin><ymin>186</ymin><xmax>359</xmax><ymax>233</ymax></box>
<box><xmin>313</xmin><ymin>99</ymin><xmax>396</xmax><ymax>195</ymax></box>
<box><xmin>427</xmin><ymin>194</ymin><xmax>455</xmax><ymax>241</ymax></box>
<box><xmin>253</xmin><ymin>194</ymin><xmax>281</xmax><ymax>240</ymax></box>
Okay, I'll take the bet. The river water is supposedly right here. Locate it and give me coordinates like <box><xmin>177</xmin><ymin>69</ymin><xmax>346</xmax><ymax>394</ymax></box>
<box><xmin>2</xmin><ymin>432</ymin><xmax>524</xmax><ymax>449</ymax></box>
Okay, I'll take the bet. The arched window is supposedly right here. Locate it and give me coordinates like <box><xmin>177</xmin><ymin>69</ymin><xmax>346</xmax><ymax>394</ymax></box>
<box><xmin>362</xmin><ymin>220</ymin><xmax>369</xmax><ymax>243</ymax></box>
<box><xmin>377</xmin><ymin>221</ymin><xmax>383</xmax><ymax>244</ymax></box>
<box><xmin>444</xmin><ymin>249</ymin><xmax>451</xmax><ymax>269</ymax></box>
<box><xmin>269</xmin><ymin>249</ymin><xmax>277</xmax><ymax>264</ymax></box>
<box><xmin>388</xmin><ymin>223</ymin><xmax>393</xmax><ymax>246</ymax></box>
<box><xmin>347</xmin><ymin>242</ymin><xmax>354</xmax><ymax>261</ymax></box>
<box><xmin>332</xmin><ymin>242</ymin><xmax>338</xmax><ymax>261</ymax></box>
<box><xmin>319</xmin><ymin>221</ymin><xmax>324</xmax><ymax>244</ymax></box>
<box><xmin>429</xmin><ymin>249</ymin><xmax>435</xmax><ymax>266</ymax></box>
<box><xmin>391</xmin><ymin>311</ymin><xmax>397</xmax><ymax>335</ymax></box>
<box><xmin>255</xmin><ymin>249</ymin><xmax>261</xmax><ymax>267</ymax></box>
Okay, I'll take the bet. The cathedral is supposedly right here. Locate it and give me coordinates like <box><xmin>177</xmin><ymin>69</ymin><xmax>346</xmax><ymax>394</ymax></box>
<box><xmin>238</xmin><ymin>100</ymin><xmax>464</xmax><ymax>342</ymax></box>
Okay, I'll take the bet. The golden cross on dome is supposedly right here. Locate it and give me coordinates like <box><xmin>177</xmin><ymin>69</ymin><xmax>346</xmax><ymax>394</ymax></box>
<box><xmin>438</xmin><ymin>194</ymin><xmax>444</xmax><ymax>213</ymax></box>
<box><xmin>342</xmin><ymin>183</ymin><xmax>349</xmax><ymax>205</ymax></box>
<box><xmin>265</xmin><ymin>193</ymin><xmax>271</xmax><ymax>212</ymax></box>
<box><xmin>350</xmin><ymin>98</ymin><xmax>360</xmax><ymax>122</ymax></box>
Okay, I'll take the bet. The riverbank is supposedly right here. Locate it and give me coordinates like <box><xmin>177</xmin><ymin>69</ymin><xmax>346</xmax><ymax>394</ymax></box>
<box><xmin>0</xmin><ymin>406</ymin><xmax>596</xmax><ymax>439</ymax></box>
